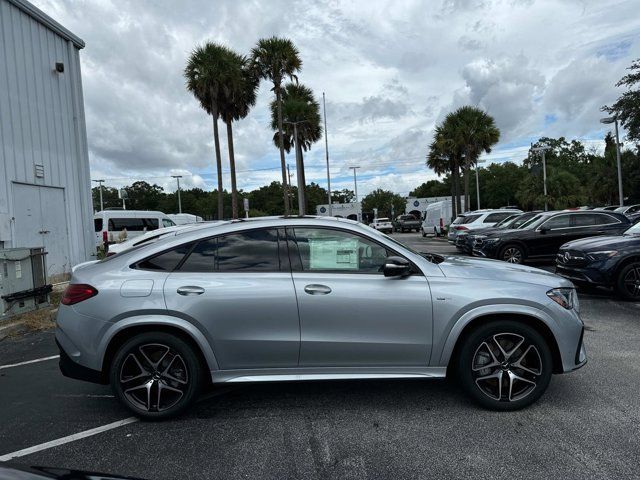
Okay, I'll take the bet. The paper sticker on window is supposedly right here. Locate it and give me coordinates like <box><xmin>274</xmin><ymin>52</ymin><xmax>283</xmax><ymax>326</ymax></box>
<box><xmin>309</xmin><ymin>239</ymin><xmax>358</xmax><ymax>270</ymax></box>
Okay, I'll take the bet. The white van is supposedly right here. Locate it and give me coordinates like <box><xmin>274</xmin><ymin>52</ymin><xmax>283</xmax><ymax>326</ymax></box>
<box><xmin>421</xmin><ymin>201</ymin><xmax>454</xmax><ymax>237</ymax></box>
<box><xmin>167</xmin><ymin>213</ymin><xmax>204</xmax><ymax>225</ymax></box>
<box><xmin>94</xmin><ymin>210</ymin><xmax>176</xmax><ymax>247</ymax></box>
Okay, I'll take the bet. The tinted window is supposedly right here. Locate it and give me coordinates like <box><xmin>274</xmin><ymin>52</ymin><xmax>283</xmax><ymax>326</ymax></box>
<box><xmin>293</xmin><ymin>228</ymin><xmax>390</xmax><ymax>273</ymax></box>
<box><xmin>462</xmin><ymin>214</ymin><xmax>482</xmax><ymax>224</ymax></box>
<box><xmin>541</xmin><ymin>214</ymin><xmax>570</xmax><ymax>229</ymax></box>
<box><xmin>137</xmin><ymin>243</ymin><xmax>194</xmax><ymax>271</ymax></box>
<box><xmin>94</xmin><ymin>219</ymin><xmax>103</xmax><ymax>231</ymax></box>
<box><xmin>109</xmin><ymin>218</ymin><xmax>159</xmax><ymax>232</ymax></box>
<box><xmin>595</xmin><ymin>213</ymin><xmax>620</xmax><ymax>225</ymax></box>
<box><xmin>573</xmin><ymin>214</ymin><xmax>599</xmax><ymax>226</ymax></box>
<box><xmin>162</xmin><ymin>219</ymin><xmax>176</xmax><ymax>228</ymax></box>
<box><xmin>627</xmin><ymin>205</ymin><xmax>640</xmax><ymax>214</ymax></box>
<box><xmin>484</xmin><ymin>212</ymin><xmax>514</xmax><ymax>223</ymax></box>
<box><xmin>179</xmin><ymin>229</ymin><xmax>281</xmax><ymax>272</ymax></box>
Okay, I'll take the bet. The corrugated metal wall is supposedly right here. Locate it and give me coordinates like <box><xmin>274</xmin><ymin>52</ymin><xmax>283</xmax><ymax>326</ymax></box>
<box><xmin>0</xmin><ymin>0</ymin><xmax>94</xmax><ymax>277</ymax></box>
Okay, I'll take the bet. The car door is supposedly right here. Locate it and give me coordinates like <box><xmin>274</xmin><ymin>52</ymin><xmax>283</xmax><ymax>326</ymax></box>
<box><xmin>163</xmin><ymin>228</ymin><xmax>300</xmax><ymax>370</ymax></box>
<box><xmin>528</xmin><ymin>213</ymin><xmax>572</xmax><ymax>258</ymax></box>
<box><xmin>289</xmin><ymin>226</ymin><xmax>433</xmax><ymax>367</ymax></box>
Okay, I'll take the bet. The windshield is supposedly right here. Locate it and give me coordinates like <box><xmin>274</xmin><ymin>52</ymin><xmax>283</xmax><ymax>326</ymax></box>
<box><xmin>495</xmin><ymin>214</ymin><xmax>519</xmax><ymax>228</ymax></box>
<box><xmin>625</xmin><ymin>222</ymin><xmax>640</xmax><ymax>235</ymax></box>
<box><xmin>517</xmin><ymin>214</ymin><xmax>546</xmax><ymax>229</ymax></box>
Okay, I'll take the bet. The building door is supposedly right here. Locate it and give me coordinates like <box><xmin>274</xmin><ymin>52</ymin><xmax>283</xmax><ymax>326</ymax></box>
<box><xmin>12</xmin><ymin>183</ymin><xmax>70</xmax><ymax>278</ymax></box>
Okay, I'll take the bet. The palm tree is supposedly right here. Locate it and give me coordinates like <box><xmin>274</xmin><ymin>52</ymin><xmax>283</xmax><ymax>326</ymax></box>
<box><xmin>185</xmin><ymin>42</ymin><xmax>236</xmax><ymax>220</ymax></box>
<box><xmin>449</xmin><ymin>106</ymin><xmax>500</xmax><ymax>211</ymax></box>
<box><xmin>219</xmin><ymin>53</ymin><xmax>259</xmax><ymax>219</ymax></box>
<box><xmin>269</xmin><ymin>83</ymin><xmax>322</xmax><ymax>214</ymax></box>
<box><xmin>251</xmin><ymin>37</ymin><xmax>302</xmax><ymax>216</ymax></box>
<box><xmin>427</xmin><ymin>117</ymin><xmax>463</xmax><ymax>216</ymax></box>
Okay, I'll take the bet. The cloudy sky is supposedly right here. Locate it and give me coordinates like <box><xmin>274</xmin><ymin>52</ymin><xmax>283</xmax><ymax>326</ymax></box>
<box><xmin>35</xmin><ymin>0</ymin><xmax>640</xmax><ymax>197</ymax></box>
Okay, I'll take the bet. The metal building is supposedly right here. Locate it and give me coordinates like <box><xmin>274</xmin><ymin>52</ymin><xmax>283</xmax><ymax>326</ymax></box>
<box><xmin>0</xmin><ymin>0</ymin><xmax>93</xmax><ymax>281</ymax></box>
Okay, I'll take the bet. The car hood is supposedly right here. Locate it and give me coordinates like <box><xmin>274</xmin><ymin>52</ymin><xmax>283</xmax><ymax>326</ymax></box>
<box><xmin>561</xmin><ymin>234</ymin><xmax>639</xmax><ymax>251</ymax></box>
<box><xmin>437</xmin><ymin>255</ymin><xmax>571</xmax><ymax>288</ymax></box>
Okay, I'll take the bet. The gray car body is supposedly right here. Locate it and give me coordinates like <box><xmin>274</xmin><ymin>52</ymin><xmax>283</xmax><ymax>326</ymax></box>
<box><xmin>56</xmin><ymin>217</ymin><xmax>585</xmax><ymax>384</ymax></box>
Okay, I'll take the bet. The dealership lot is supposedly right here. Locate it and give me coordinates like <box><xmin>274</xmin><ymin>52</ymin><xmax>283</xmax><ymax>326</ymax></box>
<box><xmin>1</xmin><ymin>234</ymin><xmax>639</xmax><ymax>480</ymax></box>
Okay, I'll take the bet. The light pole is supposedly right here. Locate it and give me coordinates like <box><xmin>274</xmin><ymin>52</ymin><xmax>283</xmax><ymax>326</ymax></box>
<box><xmin>600</xmin><ymin>116</ymin><xmax>624</xmax><ymax>207</ymax></box>
<box><xmin>475</xmin><ymin>159</ymin><xmax>486</xmax><ymax>210</ymax></box>
<box><xmin>531</xmin><ymin>144</ymin><xmax>552</xmax><ymax>211</ymax></box>
<box><xmin>284</xmin><ymin>120</ymin><xmax>308</xmax><ymax>216</ymax></box>
<box><xmin>349</xmin><ymin>166</ymin><xmax>361</xmax><ymax>222</ymax></box>
<box><xmin>171</xmin><ymin>175</ymin><xmax>183</xmax><ymax>213</ymax></box>
<box><xmin>92</xmin><ymin>179</ymin><xmax>105</xmax><ymax>211</ymax></box>
<box><xmin>322</xmin><ymin>92</ymin><xmax>332</xmax><ymax>216</ymax></box>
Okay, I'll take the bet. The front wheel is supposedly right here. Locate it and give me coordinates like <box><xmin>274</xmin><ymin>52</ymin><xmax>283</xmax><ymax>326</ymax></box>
<box><xmin>500</xmin><ymin>244</ymin><xmax>525</xmax><ymax>264</ymax></box>
<box><xmin>456</xmin><ymin>321</ymin><xmax>553</xmax><ymax>411</ymax></box>
<box><xmin>110</xmin><ymin>332</ymin><xmax>203</xmax><ymax>419</ymax></box>
<box><xmin>616</xmin><ymin>262</ymin><xmax>640</xmax><ymax>300</ymax></box>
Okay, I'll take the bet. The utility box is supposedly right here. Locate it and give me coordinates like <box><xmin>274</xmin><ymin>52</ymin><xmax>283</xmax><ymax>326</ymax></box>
<box><xmin>0</xmin><ymin>248</ymin><xmax>51</xmax><ymax>321</ymax></box>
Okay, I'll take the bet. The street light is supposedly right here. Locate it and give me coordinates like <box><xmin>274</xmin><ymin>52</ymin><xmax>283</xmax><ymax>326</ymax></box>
<box><xmin>531</xmin><ymin>144</ymin><xmax>552</xmax><ymax>211</ymax></box>
<box><xmin>322</xmin><ymin>92</ymin><xmax>332</xmax><ymax>216</ymax></box>
<box><xmin>171</xmin><ymin>175</ymin><xmax>183</xmax><ymax>213</ymax></box>
<box><xmin>475</xmin><ymin>159</ymin><xmax>486</xmax><ymax>210</ymax></box>
<box><xmin>283</xmin><ymin>120</ymin><xmax>309</xmax><ymax>216</ymax></box>
<box><xmin>600</xmin><ymin>116</ymin><xmax>624</xmax><ymax>207</ymax></box>
<box><xmin>349</xmin><ymin>166</ymin><xmax>361</xmax><ymax>222</ymax></box>
<box><xmin>92</xmin><ymin>179</ymin><xmax>105</xmax><ymax>211</ymax></box>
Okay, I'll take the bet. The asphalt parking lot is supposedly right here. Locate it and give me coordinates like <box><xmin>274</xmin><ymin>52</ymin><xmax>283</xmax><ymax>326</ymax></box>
<box><xmin>1</xmin><ymin>233</ymin><xmax>639</xmax><ymax>480</ymax></box>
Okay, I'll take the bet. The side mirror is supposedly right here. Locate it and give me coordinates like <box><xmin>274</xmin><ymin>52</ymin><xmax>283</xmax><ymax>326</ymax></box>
<box><xmin>383</xmin><ymin>256</ymin><xmax>411</xmax><ymax>277</ymax></box>
<box><xmin>540</xmin><ymin>226</ymin><xmax>550</xmax><ymax>234</ymax></box>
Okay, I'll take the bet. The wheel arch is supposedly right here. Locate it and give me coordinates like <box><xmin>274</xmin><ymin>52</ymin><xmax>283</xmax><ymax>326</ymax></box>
<box><xmin>99</xmin><ymin>317</ymin><xmax>218</xmax><ymax>383</ymax></box>
<box><xmin>441</xmin><ymin>311</ymin><xmax>563</xmax><ymax>376</ymax></box>
<box><xmin>612</xmin><ymin>254</ymin><xmax>640</xmax><ymax>280</ymax></box>
<box><xmin>498</xmin><ymin>240</ymin><xmax>529</xmax><ymax>259</ymax></box>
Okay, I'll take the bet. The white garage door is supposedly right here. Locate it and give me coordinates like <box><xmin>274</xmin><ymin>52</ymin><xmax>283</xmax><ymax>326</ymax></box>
<box><xmin>12</xmin><ymin>183</ymin><xmax>70</xmax><ymax>278</ymax></box>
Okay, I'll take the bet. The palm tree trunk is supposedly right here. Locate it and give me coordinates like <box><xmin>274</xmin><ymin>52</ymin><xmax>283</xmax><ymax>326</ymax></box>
<box><xmin>276</xmin><ymin>85</ymin><xmax>290</xmax><ymax>215</ymax></box>
<box><xmin>226</xmin><ymin>121</ymin><xmax>238</xmax><ymax>219</ymax></box>
<box><xmin>298</xmin><ymin>142</ymin><xmax>306</xmax><ymax>214</ymax></box>
<box><xmin>453</xmin><ymin>156</ymin><xmax>462</xmax><ymax>215</ymax></box>
<box><xmin>211</xmin><ymin>101</ymin><xmax>223</xmax><ymax>220</ymax></box>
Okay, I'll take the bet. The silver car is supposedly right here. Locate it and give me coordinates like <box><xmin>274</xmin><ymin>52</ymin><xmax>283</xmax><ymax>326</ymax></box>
<box><xmin>56</xmin><ymin>217</ymin><xmax>586</xmax><ymax>419</ymax></box>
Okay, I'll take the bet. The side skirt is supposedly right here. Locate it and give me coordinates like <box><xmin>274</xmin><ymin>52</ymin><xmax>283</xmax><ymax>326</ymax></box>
<box><xmin>210</xmin><ymin>367</ymin><xmax>447</xmax><ymax>384</ymax></box>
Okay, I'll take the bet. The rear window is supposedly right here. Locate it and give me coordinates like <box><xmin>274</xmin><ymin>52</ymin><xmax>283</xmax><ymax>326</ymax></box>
<box><xmin>484</xmin><ymin>212</ymin><xmax>514</xmax><ymax>223</ymax></box>
<box><xmin>452</xmin><ymin>216</ymin><xmax>467</xmax><ymax>225</ymax></box>
<box><xmin>136</xmin><ymin>243</ymin><xmax>195</xmax><ymax>271</ymax></box>
<box><xmin>462</xmin><ymin>214</ymin><xmax>481</xmax><ymax>224</ymax></box>
<box><xmin>109</xmin><ymin>218</ymin><xmax>159</xmax><ymax>232</ymax></box>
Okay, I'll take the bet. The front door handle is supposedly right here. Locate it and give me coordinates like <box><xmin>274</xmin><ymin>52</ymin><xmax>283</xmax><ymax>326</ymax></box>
<box><xmin>177</xmin><ymin>286</ymin><xmax>205</xmax><ymax>296</ymax></box>
<box><xmin>304</xmin><ymin>284</ymin><xmax>332</xmax><ymax>295</ymax></box>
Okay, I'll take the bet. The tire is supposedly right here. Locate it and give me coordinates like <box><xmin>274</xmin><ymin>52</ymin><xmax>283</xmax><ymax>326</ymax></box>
<box><xmin>110</xmin><ymin>332</ymin><xmax>203</xmax><ymax>420</ymax></box>
<box><xmin>456</xmin><ymin>320</ymin><xmax>553</xmax><ymax>411</ymax></box>
<box><xmin>499</xmin><ymin>244</ymin><xmax>525</xmax><ymax>264</ymax></box>
<box><xmin>616</xmin><ymin>262</ymin><xmax>640</xmax><ymax>301</ymax></box>
<box><xmin>421</xmin><ymin>228</ymin><xmax>426</xmax><ymax>238</ymax></box>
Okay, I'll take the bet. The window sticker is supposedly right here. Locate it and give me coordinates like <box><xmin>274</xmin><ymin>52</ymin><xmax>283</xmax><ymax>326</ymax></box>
<box><xmin>309</xmin><ymin>238</ymin><xmax>359</xmax><ymax>270</ymax></box>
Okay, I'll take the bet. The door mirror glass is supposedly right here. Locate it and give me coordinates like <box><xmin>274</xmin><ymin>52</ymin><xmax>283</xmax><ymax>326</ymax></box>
<box><xmin>539</xmin><ymin>226</ymin><xmax>550</xmax><ymax>234</ymax></box>
<box><xmin>383</xmin><ymin>256</ymin><xmax>411</xmax><ymax>277</ymax></box>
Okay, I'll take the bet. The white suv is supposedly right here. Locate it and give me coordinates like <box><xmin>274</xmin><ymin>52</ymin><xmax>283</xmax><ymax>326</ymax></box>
<box><xmin>370</xmin><ymin>217</ymin><xmax>393</xmax><ymax>233</ymax></box>
<box><xmin>448</xmin><ymin>209</ymin><xmax>522</xmax><ymax>243</ymax></box>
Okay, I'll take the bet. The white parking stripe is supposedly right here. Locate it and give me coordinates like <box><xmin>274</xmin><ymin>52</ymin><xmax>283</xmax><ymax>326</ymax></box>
<box><xmin>0</xmin><ymin>417</ymin><xmax>139</xmax><ymax>461</ymax></box>
<box><xmin>0</xmin><ymin>355</ymin><xmax>60</xmax><ymax>370</ymax></box>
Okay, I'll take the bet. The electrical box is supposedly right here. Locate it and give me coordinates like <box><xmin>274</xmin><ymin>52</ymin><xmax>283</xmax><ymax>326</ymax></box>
<box><xmin>0</xmin><ymin>248</ymin><xmax>50</xmax><ymax>320</ymax></box>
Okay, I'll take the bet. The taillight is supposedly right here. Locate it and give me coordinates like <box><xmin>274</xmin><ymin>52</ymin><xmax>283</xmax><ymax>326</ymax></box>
<box><xmin>102</xmin><ymin>231</ymin><xmax>108</xmax><ymax>243</ymax></box>
<box><xmin>455</xmin><ymin>225</ymin><xmax>468</xmax><ymax>231</ymax></box>
<box><xmin>61</xmin><ymin>284</ymin><xmax>98</xmax><ymax>305</ymax></box>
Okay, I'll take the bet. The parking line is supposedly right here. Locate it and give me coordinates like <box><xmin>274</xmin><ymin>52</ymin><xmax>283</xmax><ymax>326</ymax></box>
<box><xmin>0</xmin><ymin>417</ymin><xmax>139</xmax><ymax>462</ymax></box>
<box><xmin>0</xmin><ymin>355</ymin><xmax>60</xmax><ymax>370</ymax></box>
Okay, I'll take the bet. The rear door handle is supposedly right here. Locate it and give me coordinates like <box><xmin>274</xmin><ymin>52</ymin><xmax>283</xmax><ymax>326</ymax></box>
<box><xmin>177</xmin><ymin>286</ymin><xmax>205</xmax><ymax>296</ymax></box>
<box><xmin>304</xmin><ymin>284</ymin><xmax>332</xmax><ymax>295</ymax></box>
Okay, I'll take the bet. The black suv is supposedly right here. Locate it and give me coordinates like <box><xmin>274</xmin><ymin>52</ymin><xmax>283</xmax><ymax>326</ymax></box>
<box><xmin>456</xmin><ymin>211</ymin><xmax>541</xmax><ymax>254</ymax></box>
<box><xmin>556</xmin><ymin>221</ymin><xmax>640</xmax><ymax>300</ymax></box>
<box><xmin>473</xmin><ymin>211</ymin><xmax>631</xmax><ymax>264</ymax></box>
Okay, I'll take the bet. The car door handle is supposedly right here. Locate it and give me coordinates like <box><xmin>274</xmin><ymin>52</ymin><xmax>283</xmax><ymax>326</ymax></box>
<box><xmin>177</xmin><ymin>286</ymin><xmax>205</xmax><ymax>296</ymax></box>
<box><xmin>304</xmin><ymin>284</ymin><xmax>332</xmax><ymax>295</ymax></box>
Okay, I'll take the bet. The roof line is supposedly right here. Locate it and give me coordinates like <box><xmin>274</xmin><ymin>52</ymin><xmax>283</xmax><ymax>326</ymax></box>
<box><xmin>7</xmin><ymin>0</ymin><xmax>85</xmax><ymax>49</ymax></box>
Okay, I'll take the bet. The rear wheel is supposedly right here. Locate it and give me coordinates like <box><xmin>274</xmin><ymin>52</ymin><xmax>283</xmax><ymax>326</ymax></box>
<box><xmin>110</xmin><ymin>332</ymin><xmax>202</xmax><ymax>419</ymax></box>
<box><xmin>500</xmin><ymin>244</ymin><xmax>524</xmax><ymax>264</ymax></box>
<box><xmin>616</xmin><ymin>262</ymin><xmax>640</xmax><ymax>300</ymax></box>
<box><xmin>457</xmin><ymin>321</ymin><xmax>553</xmax><ymax>411</ymax></box>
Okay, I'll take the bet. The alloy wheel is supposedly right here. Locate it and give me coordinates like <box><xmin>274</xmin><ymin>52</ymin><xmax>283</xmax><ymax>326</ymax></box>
<box><xmin>623</xmin><ymin>266</ymin><xmax>640</xmax><ymax>298</ymax></box>
<box><xmin>119</xmin><ymin>343</ymin><xmax>189</xmax><ymax>412</ymax></box>
<box><xmin>471</xmin><ymin>333</ymin><xmax>542</xmax><ymax>402</ymax></box>
<box><xmin>503</xmin><ymin>247</ymin><xmax>523</xmax><ymax>264</ymax></box>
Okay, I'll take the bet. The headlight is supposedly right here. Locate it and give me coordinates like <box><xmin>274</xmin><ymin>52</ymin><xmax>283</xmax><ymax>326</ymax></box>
<box><xmin>483</xmin><ymin>237</ymin><xmax>500</xmax><ymax>243</ymax></box>
<box><xmin>587</xmin><ymin>250</ymin><xmax>618</xmax><ymax>261</ymax></box>
<box><xmin>547</xmin><ymin>288</ymin><xmax>577</xmax><ymax>310</ymax></box>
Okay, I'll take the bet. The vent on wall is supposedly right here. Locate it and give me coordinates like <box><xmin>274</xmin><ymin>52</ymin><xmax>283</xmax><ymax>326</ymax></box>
<box><xmin>34</xmin><ymin>164</ymin><xmax>45</xmax><ymax>178</ymax></box>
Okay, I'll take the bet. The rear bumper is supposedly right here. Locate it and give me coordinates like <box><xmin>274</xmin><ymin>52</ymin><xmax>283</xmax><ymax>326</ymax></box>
<box><xmin>57</xmin><ymin>339</ymin><xmax>106</xmax><ymax>384</ymax></box>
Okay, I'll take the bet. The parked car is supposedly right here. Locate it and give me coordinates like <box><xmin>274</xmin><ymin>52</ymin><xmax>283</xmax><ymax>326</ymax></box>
<box><xmin>370</xmin><ymin>217</ymin><xmax>393</xmax><ymax>233</ymax></box>
<box><xmin>555</xmin><ymin>221</ymin><xmax>640</xmax><ymax>300</ymax></box>
<box><xmin>473</xmin><ymin>211</ymin><xmax>631</xmax><ymax>264</ymax></box>
<box><xmin>56</xmin><ymin>216</ymin><xmax>586</xmax><ymax>418</ymax></box>
<box><xmin>421</xmin><ymin>200</ymin><xmax>454</xmax><ymax>237</ymax></box>
<box><xmin>393</xmin><ymin>214</ymin><xmax>421</xmax><ymax>232</ymax></box>
<box><xmin>94</xmin><ymin>210</ymin><xmax>176</xmax><ymax>248</ymax></box>
<box><xmin>448</xmin><ymin>209</ymin><xmax>523</xmax><ymax>244</ymax></box>
<box><xmin>593</xmin><ymin>206</ymin><xmax>620</xmax><ymax>211</ymax></box>
<box><xmin>614</xmin><ymin>204</ymin><xmax>640</xmax><ymax>216</ymax></box>
<box><xmin>167</xmin><ymin>213</ymin><xmax>204</xmax><ymax>225</ymax></box>
<box><xmin>456</xmin><ymin>211</ymin><xmax>541</xmax><ymax>254</ymax></box>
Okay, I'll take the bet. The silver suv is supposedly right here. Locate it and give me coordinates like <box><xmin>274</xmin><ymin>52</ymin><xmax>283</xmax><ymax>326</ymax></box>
<box><xmin>56</xmin><ymin>217</ymin><xmax>586</xmax><ymax>419</ymax></box>
<box><xmin>448</xmin><ymin>209</ymin><xmax>523</xmax><ymax>243</ymax></box>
